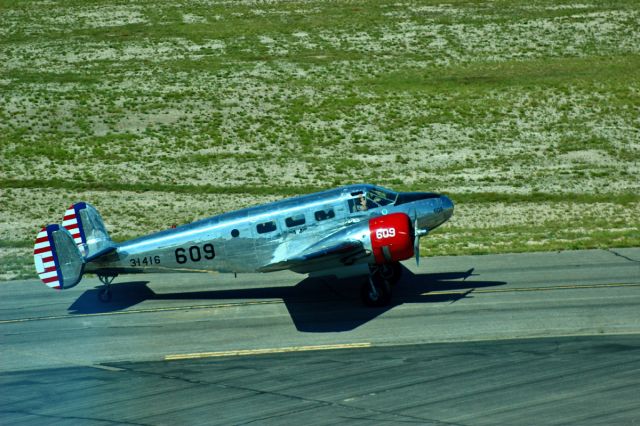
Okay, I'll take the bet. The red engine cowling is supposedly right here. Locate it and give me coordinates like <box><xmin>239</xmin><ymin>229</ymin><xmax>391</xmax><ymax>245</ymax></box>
<box><xmin>369</xmin><ymin>213</ymin><xmax>414</xmax><ymax>264</ymax></box>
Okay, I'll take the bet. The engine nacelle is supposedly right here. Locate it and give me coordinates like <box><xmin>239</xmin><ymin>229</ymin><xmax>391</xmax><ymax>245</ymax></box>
<box><xmin>368</xmin><ymin>213</ymin><xmax>414</xmax><ymax>264</ymax></box>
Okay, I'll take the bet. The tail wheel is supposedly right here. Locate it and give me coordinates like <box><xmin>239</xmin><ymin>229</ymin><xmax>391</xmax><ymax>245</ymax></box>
<box><xmin>98</xmin><ymin>287</ymin><xmax>112</xmax><ymax>302</ymax></box>
<box><xmin>361</xmin><ymin>269</ymin><xmax>392</xmax><ymax>307</ymax></box>
<box><xmin>97</xmin><ymin>274</ymin><xmax>117</xmax><ymax>303</ymax></box>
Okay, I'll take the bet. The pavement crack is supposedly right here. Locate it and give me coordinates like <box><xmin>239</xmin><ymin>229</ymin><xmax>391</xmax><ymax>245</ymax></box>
<box><xmin>116</xmin><ymin>364</ymin><xmax>455</xmax><ymax>425</ymax></box>
<box><xmin>605</xmin><ymin>249</ymin><xmax>640</xmax><ymax>264</ymax></box>
<box><xmin>237</xmin><ymin>404</ymin><xmax>328</xmax><ymax>425</ymax></box>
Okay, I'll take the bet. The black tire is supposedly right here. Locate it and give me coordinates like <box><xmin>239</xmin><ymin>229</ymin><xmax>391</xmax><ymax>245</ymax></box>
<box><xmin>380</xmin><ymin>261</ymin><xmax>403</xmax><ymax>286</ymax></box>
<box><xmin>98</xmin><ymin>288</ymin><xmax>112</xmax><ymax>303</ymax></box>
<box><xmin>361</xmin><ymin>272</ymin><xmax>392</xmax><ymax>307</ymax></box>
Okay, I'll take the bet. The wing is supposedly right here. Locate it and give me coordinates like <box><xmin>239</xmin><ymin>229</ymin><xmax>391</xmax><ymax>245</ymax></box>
<box><xmin>258</xmin><ymin>239</ymin><xmax>367</xmax><ymax>274</ymax></box>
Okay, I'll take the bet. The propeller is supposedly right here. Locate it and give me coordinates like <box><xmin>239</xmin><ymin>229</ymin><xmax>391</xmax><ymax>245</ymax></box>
<box><xmin>413</xmin><ymin>213</ymin><xmax>428</xmax><ymax>266</ymax></box>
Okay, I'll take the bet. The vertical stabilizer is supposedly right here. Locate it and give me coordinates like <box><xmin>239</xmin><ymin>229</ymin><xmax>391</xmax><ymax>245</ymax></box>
<box><xmin>34</xmin><ymin>225</ymin><xmax>84</xmax><ymax>289</ymax></box>
<box><xmin>62</xmin><ymin>202</ymin><xmax>114</xmax><ymax>260</ymax></box>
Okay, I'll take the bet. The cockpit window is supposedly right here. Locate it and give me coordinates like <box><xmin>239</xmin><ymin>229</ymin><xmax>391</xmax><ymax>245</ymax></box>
<box><xmin>349</xmin><ymin>187</ymin><xmax>398</xmax><ymax>213</ymax></box>
<box><xmin>367</xmin><ymin>188</ymin><xmax>397</xmax><ymax>207</ymax></box>
<box><xmin>349</xmin><ymin>193</ymin><xmax>372</xmax><ymax>213</ymax></box>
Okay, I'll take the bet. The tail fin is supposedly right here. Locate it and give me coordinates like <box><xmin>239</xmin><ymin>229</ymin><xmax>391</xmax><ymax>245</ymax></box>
<box><xmin>62</xmin><ymin>202</ymin><xmax>114</xmax><ymax>260</ymax></box>
<box><xmin>34</xmin><ymin>225</ymin><xmax>84</xmax><ymax>289</ymax></box>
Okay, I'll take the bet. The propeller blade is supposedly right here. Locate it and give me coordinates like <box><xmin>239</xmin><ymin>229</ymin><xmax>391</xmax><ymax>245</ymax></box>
<box><xmin>414</xmin><ymin>215</ymin><xmax>421</xmax><ymax>266</ymax></box>
<box><xmin>413</xmin><ymin>213</ymin><xmax>427</xmax><ymax>267</ymax></box>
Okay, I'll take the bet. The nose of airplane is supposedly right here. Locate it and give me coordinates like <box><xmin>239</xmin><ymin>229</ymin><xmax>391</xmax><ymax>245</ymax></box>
<box><xmin>441</xmin><ymin>195</ymin><xmax>454</xmax><ymax>219</ymax></box>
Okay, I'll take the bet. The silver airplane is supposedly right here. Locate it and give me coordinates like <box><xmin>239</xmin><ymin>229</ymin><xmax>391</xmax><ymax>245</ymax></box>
<box><xmin>33</xmin><ymin>184</ymin><xmax>454</xmax><ymax>306</ymax></box>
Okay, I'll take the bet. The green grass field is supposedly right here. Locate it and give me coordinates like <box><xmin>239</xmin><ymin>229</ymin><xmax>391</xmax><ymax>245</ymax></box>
<box><xmin>1</xmin><ymin>0</ymin><xmax>639</xmax><ymax>280</ymax></box>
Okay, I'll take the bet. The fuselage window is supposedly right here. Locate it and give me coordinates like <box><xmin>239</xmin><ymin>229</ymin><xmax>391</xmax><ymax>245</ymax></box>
<box><xmin>285</xmin><ymin>214</ymin><xmax>306</xmax><ymax>227</ymax></box>
<box><xmin>314</xmin><ymin>208</ymin><xmax>335</xmax><ymax>222</ymax></box>
<box><xmin>256</xmin><ymin>220</ymin><xmax>277</xmax><ymax>234</ymax></box>
<box><xmin>231</xmin><ymin>229</ymin><xmax>240</xmax><ymax>238</ymax></box>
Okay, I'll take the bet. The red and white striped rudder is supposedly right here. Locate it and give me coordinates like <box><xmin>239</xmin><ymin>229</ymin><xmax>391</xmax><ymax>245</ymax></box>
<box><xmin>33</xmin><ymin>224</ymin><xmax>84</xmax><ymax>290</ymax></box>
<box><xmin>62</xmin><ymin>204</ymin><xmax>86</xmax><ymax>255</ymax></box>
<box><xmin>60</xmin><ymin>202</ymin><xmax>113</xmax><ymax>260</ymax></box>
<box><xmin>34</xmin><ymin>226</ymin><xmax>61</xmax><ymax>289</ymax></box>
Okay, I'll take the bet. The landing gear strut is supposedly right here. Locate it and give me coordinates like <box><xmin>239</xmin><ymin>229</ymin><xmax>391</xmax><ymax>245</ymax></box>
<box><xmin>380</xmin><ymin>261</ymin><xmax>403</xmax><ymax>286</ymax></box>
<box><xmin>361</xmin><ymin>265</ymin><xmax>393</xmax><ymax>307</ymax></box>
<box><xmin>97</xmin><ymin>274</ymin><xmax>117</xmax><ymax>302</ymax></box>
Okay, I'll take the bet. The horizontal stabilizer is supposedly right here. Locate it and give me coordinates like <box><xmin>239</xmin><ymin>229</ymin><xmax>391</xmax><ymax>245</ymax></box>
<box><xmin>85</xmin><ymin>245</ymin><xmax>118</xmax><ymax>262</ymax></box>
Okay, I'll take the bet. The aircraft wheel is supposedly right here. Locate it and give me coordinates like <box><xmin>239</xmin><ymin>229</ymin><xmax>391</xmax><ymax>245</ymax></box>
<box><xmin>98</xmin><ymin>287</ymin><xmax>112</xmax><ymax>303</ymax></box>
<box><xmin>380</xmin><ymin>261</ymin><xmax>403</xmax><ymax>286</ymax></box>
<box><xmin>361</xmin><ymin>271</ymin><xmax>392</xmax><ymax>307</ymax></box>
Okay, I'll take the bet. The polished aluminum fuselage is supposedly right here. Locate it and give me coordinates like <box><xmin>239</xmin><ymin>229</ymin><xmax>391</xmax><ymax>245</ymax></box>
<box><xmin>86</xmin><ymin>185</ymin><xmax>453</xmax><ymax>276</ymax></box>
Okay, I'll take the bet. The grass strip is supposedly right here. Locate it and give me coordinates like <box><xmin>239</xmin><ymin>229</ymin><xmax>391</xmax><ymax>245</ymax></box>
<box><xmin>3</xmin><ymin>179</ymin><xmax>638</xmax><ymax>205</ymax></box>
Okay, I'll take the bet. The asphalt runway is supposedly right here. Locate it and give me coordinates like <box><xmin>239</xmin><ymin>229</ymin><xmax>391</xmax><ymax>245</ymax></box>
<box><xmin>2</xmin><ymin>248</ymin><xmax>639</xmax><ymax>425</ymax></box>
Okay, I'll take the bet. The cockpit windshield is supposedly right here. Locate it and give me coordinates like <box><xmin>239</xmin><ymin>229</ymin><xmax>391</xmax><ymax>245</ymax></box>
<box><xmin>367</xmin><ymin>187</ymin><xmax>398</xmax><ymax>207</ymax></box>
<box><xmin>348</xmin><ymin>186</ymin><xmax>398</xmax><ymax>213</ymax></box>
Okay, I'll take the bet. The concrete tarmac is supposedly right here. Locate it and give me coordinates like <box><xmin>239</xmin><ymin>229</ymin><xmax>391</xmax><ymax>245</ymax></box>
<box><xmin>1</xmin><ymin>248</ymin><xmax>639</xmax><ymax>424</ymax></box>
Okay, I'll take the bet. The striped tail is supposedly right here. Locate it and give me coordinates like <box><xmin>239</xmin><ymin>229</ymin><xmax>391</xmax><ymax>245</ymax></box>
<box><xmin>34</xmin><ymin>225</ymin><xmax>84</xmax><ymax>289</ymax></box>
<box><xmin>34</xmin><ymin>202</ymin><xmax>114</xmax><ymax>290</ymax></box>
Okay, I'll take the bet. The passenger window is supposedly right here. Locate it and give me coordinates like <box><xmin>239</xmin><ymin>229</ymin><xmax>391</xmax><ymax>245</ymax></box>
<box><xmin>285</xmin><ymin>214</ymin><xmax>306</xmax><ymax>228</ymax></box>
<box><xmin>314</xmin><ymin>208</ymin><xmax>335</xmax><ymax>222</ymax></box>
<box><xmin>256</xmin><ymin>220</ymin><xmax>277</xmax><ymax>234</ymax></box>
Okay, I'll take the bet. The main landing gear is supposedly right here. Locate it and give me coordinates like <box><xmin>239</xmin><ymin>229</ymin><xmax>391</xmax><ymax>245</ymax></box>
<box><xmin>97</xmin><ymin>274</ymin><xmax>117</xmax><ymax>302</ymax></box>
<box><xmin>361</xmin><ymin>262</ymin><xmax>403</xmax><ymax>307</ymax></box>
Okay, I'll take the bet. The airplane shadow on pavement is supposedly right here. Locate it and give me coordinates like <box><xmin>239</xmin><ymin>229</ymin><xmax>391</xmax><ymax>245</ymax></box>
<box><xmin>68</xmin><ymin>266</ymin><xmax>506</xmax><ymax>332</ymax></box>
